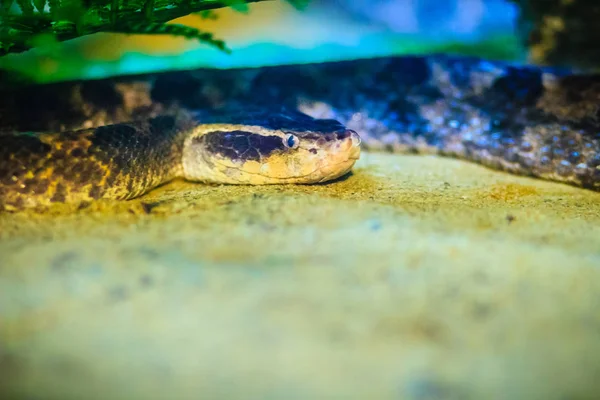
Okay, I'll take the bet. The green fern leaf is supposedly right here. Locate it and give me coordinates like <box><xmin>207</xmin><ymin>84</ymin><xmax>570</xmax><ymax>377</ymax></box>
<box><xmin>1</xmin><ymin>0</ymin><xmax>15</xmax><ymax>13</ymax></box>
<box><xmin>16</xmin><ymin>0</ymin><xmax>35</xmax><ymax>16</ymax></box>
<box><xmin>33</xmin><ymin>0</ymin><xmax>47</xmax><ymax>14</ymax></box>
<box><xmin>0</xmin><ymin>0</ymin><xmax>313</xmax><ymax>56</ymax></box>
<box><xmin>111</xmin><ymin>21</ymin><xmax>231</xmax><ymax>53</ymax></box>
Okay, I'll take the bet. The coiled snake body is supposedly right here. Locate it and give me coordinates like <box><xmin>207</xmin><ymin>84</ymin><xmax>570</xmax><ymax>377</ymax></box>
<box><xmin>1</xmin><ymin>54</ymin><xmax>599</xmax><ymax>210</ymax></box>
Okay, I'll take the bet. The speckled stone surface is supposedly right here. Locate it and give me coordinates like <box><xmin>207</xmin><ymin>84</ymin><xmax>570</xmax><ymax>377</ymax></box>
<box><xmin>1</xmin><ymin>153</ymin><xmax>600</xmax><ymax>399</ymax></box>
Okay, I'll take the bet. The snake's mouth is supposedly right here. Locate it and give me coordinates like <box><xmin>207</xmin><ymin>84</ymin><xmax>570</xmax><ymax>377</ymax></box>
<box><xmin>311</xmin><ymin>129</ymin><xmax>361</xmax><ymax>183</ymax></box>
<box><xmin>182</xmin><ymin>121</ymin><xmax>361</xmax><ymax>185</ymax></box>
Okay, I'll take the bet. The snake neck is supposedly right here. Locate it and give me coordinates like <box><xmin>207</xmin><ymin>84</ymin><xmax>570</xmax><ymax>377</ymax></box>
<box><xmin>0</xmin><ymin>114</ymin><xmax>194</xmax><ymax>210</ymax></box>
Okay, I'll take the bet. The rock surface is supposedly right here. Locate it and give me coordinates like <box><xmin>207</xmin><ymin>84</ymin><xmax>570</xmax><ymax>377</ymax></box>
<box><xmin>1</xmin><ymin>153</ymin><xmax>600</xmax><ymax>399</ymax></box>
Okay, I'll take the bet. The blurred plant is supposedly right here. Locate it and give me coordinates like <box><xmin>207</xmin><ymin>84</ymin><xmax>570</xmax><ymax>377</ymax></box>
<box><xmin>0</xmin><ymin>0</ymin><xmax>310</xmax><ymax>56</ymax></box>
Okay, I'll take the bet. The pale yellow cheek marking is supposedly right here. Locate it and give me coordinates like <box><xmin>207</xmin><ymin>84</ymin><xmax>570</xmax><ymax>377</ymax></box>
<box><xmin>260</xmin><ymin>163</ymin><xmax>270</xmax><ymax>174</ymax></box>
<box><xmin>212</xmin><ymin>157</ymin><xmax>243</xmax><ymax>182</ymax></box>
<box><xmin>239</xmin><ymin>160</ymin><xmax>263</xmax><ymax>175</ymax></box>
<box><xmin>207</xmin><ymin>150</ymin><xmax>326</xmax><ymax>183</ymax></box>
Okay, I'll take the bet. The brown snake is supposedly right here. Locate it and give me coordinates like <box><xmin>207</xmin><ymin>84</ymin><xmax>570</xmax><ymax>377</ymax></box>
<box><xmin>1</xmin><ymin>54</ymin><xmax>599</xmax><ymax>210</ymax></box>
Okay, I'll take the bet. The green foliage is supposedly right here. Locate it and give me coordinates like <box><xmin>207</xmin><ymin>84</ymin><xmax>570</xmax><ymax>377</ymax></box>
<box><xmin>0</xmin><ymin>0</ymin><xmax>310</xmax><ymax>56</ymax></box>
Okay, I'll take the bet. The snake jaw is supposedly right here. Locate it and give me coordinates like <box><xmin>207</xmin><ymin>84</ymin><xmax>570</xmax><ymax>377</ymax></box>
<box><xmin>313</xmin><ymin>130</ymin><xmax>361</xmax><ymax>182</ymax></box>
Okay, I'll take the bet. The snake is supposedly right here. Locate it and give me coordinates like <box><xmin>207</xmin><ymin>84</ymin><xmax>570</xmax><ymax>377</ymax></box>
<box><xmin>1</xmin><ymin>54</ymin><xmax>599</xmax><ymax>211</ymax></box>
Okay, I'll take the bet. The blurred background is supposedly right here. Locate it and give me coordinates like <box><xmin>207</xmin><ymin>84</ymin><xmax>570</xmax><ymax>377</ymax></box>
<box><xmin>0</xmin><ymin>0</ymin><xmax>525</xmax><ymax>82</ymax></box>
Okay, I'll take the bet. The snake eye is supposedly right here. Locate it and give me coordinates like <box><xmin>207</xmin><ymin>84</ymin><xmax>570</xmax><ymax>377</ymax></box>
<box><xmin>285</xmin><ymin>134</ymin><xmax>299</xmax><ymax>149</ymax></box>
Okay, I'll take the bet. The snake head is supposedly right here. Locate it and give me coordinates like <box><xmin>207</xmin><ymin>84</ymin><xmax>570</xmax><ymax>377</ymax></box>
<box><xmin>182</xmin><ymin>109</ymin><xmax>361</xmax><ymax>184</ymax></box>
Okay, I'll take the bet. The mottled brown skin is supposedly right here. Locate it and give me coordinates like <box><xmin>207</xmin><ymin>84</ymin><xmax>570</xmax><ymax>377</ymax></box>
<box><xmin>1</xmin><ymin>54</ymin><xmax>599</xmax><ymax>211</ymax></box>
<box><xmin>0</xmin><ymin>115</ymin><xmax>189</xmax><ymax>210</ymax></box>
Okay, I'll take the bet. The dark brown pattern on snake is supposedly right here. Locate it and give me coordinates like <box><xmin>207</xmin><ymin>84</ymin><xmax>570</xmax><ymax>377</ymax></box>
<box><xmin>0</xmin><ymin>116</ymin><xmax>190</xmax><ymax>209</ymax></box>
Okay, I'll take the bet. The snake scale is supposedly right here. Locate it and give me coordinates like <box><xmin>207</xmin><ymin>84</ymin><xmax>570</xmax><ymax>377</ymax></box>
<box><xmin>1</xmin><ymin>54</ymin><xmax>599</xmax><ymax>211</ymax></box>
